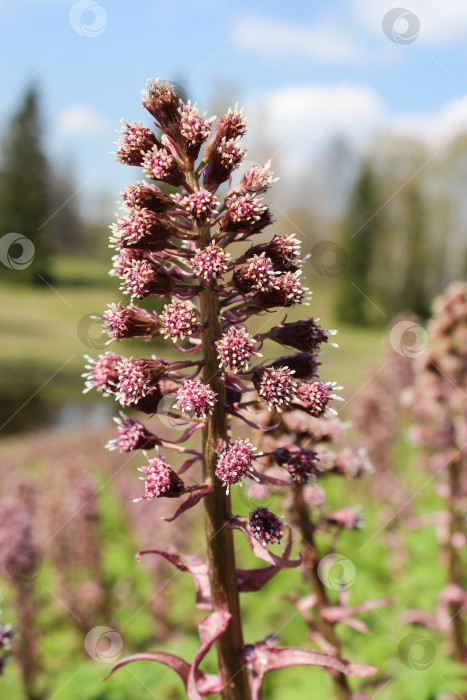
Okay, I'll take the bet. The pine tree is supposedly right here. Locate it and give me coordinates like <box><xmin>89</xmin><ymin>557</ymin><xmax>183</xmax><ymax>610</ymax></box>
<box><xmin>0</xmin><ymin>88</ymin><xmax>51</xmax><ymax>283</ymax></box>
<box><xmin>336</xmin><ymin>163</ymin><xmax>382</xmax><ymax>325</ymax></box>
<box><xmin>398</xmin><ymin>184</ymin><xmax>431</xmax><ymax>318</ymax></box>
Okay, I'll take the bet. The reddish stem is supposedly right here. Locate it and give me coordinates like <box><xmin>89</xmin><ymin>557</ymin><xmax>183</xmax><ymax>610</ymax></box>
<box><xmin>188</xmin><ymin>169</ymin><xmax>251</xmax><ymax>700</ymax></box>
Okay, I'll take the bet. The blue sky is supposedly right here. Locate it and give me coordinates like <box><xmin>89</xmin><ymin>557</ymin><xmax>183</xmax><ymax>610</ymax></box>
<box><xmin>1</xmin><ymin>0</ymin><xmax>466</xmax><ymax>218</ymax></box>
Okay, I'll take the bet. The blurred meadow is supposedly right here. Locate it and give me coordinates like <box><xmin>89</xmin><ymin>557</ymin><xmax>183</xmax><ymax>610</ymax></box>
<box><xmin>1</xmin><ymin>1</ymin><xmax>466</xmax><ymax>699</ymax></box>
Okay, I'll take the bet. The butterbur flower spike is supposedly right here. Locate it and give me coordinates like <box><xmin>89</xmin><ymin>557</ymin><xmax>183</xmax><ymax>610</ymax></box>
<box><xmin>87</xmin><ymin>76</ymin><xmax>376</xmax><ymax>700</ymax></box>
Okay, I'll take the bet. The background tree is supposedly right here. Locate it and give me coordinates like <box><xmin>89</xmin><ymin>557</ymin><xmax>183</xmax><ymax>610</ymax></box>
<box><xmin>336</xmin><ymin>162</ymin><xmax>382</xmax><ymax>325</ymax></box>
<box><xmin>0</xmin><ymin>88</ymin><xmax>51</xmax><ymax>283</ymax></box>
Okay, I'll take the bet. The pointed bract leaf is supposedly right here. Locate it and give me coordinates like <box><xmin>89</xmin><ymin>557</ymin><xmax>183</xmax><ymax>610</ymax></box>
<box><xmin>241</xmin><ymin>640</ymin><xmax>378</xmax><ymax>683</ymax></box>
<box><xmin>163</xmin><ymin>484</ymin><xmax>214</xmax><ymax>522</ymax></box>
<box><xmin>237</xmin><ymin>529</ymin><xmax>293</xmax><ymax>591</ymax></box>
<box><xmin>101</xmin><ymin>651</ymin><xmax>191</xmax><ymax>685</ymax></box>
<box><xmin>136</xmin><ymin>547</ymin><xmax>211</xmax><ymax>609</ymax></box>
<box><xmin>187</xmin><ymin>612</ymin><xmax>232</xmax><ymax>698</ymax></box>
<box><xmin>225</xmin><ymin>516</ymin><xmax>301</xmax><ymax>568</ymax></box>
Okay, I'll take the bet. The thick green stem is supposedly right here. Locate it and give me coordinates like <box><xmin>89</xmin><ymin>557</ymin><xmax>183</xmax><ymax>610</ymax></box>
<box><xmin>187</xmin><ymin>170</ymin><xmax>251</xmax><ymax>700</ymax></box>
<box><xmin>294</xmin><ymin>490</ymin><xmax>352</xmax><ymax>700</ymax></box>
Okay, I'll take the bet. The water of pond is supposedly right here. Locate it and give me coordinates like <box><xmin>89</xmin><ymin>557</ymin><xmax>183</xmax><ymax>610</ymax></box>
<box><xmin>0</xmin><ymin>394</ymin><xmax>114</xmax><ymax>436</ymax></box>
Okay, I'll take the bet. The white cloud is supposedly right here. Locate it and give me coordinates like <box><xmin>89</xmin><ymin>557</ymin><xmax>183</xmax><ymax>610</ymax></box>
<box><xmin>247</xmin><ymin>84</ymin><xmax>467</xmax><ymax>177</ymax></box>
<box><xmin>56</xmin><ymin>105</ymin><xmax>110</xmax><ymax>138</ymax></box>
<box><xmin>389</xmin><ymin>97</ymin><xmax>467</xmax><ymax>144</ymax></box>
<box><xmin>248</xmin><ymin>84</ymin><xmax>385</xmax><ymax>172</ymax></box>
<box><xmin>235</xmin><ymin>15</ymin><xmax>363</xmax><ymax>63</ymax></box>
<box><xmin>353</xmin><ymin>0</ymin><xmax>467</xmax><ymax>44</ymax></box>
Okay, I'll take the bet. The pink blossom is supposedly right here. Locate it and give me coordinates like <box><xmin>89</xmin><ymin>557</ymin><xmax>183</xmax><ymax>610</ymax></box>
<box><xmin>274</xmin><ymin>446</ymin><xmax>319</xmax><ymax>484</ymax></box>
<box><xmin>232</xmin><ymin>160</ymin><xmax>276</xmax><ymax>196</ymax></box>
<box><xmin>215</xmin><ymin>439</ymin><xmax>257</xmax><ymax>493</ymax></box>
<box><xmin>295</xmin><ymin>380</ymin><xmax>343</xmax><ymax>417</ymax></box>
<box><xmin>114</xmin><ymin>120</ymin><xmax>156</xmax><ymax>165</ymax></box>
<box><xmin>259</xmin><ymin>270</ymin><xmax>309</xmax><ymax>308</ymax></box>
<box><xmin>192</xmin><ymin>245</ymin><xmax>230</xmax><ymax>282</ymax></box>
<box><xmin>115</xmin><ymin>357</ymin><xmax>166</xmax><ymax>407</ymax></box>
<box><xmin>216</xmin><ymin>327</ymin><xmax>258</xmax><ymax>373</ymax></box>
<box><xmin>253</xmin><ymin>366</ymin><xmax>296</xmax><ymax>413</ymax></box>
<box><xmin>174</xmin><ymin>379</ymin><xmax>217</xmax><ymax>419</ymax></box>
<box><xmin>106</xmin><ymin>414</ymin><xmax>159</xmax><ymax>452</ymax></box>
<box><xmin>142</xmin><ymin>146</ymin><xmax>185</xmax><ymax>188</ymax></box>
<box><xmin>220</xmin><ymin>194</ymin><xmax>266</xmax><ymax>231</ymax></box>
<box><xmin>179</xmin><ymin>101</ymin><xmax>215</xmax><ymax>159</ymax></box>
<box><xmin>83</xmin><ymin>352</ymin><xmax>121</xmax><ymax>396</ymax></box>
<box><xmin>247</xmin><ymin>233</ymin><xmax>301</xmax><ymax>271</ymax></box>
<box><xmin>121</xmin><ymin>182</ymin><xmax>173</xmax><ymax>213</ymax></box>
<box><xmin>233</xmin><ymin>253</ymin><xmax>277</xmax><ymax>293</ymax></box>
<box><xmin>180</xmin><ymin>189</ymin><xmax>219</xmax><ymax>224</ymax></box>
<box><xmin>160</xmin><ymin>300</ymin><xmax>201</xmax><ymax>341</ymax></box>
<box><xmin>136</xmin><ymin>454</ymin><xmax>185</xmax><ymax>501</ymax></box>
<box><xmin>120</xmin><ymin>259</ymin><xmax>176</xmax><ymax>300</ymax></box>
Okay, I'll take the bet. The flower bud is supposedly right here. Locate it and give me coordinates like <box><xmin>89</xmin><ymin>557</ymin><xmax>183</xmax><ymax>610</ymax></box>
<box><xmin>136</xmin><ymin>454</ymin><xmax>185</xmax><ymax>501</ymax></box>
<box><xmin>249</xmin><ymin>506</ymin><xmax>283</xmax><ymax>547</ymax></box>
<box><xmin>102</xmin><ymin>303</ymin><xmax>161</xmax><ymax>342</ymax></box>
<box><xmin>142</xmin><ymin>78</ymin><xmax>181</xmax><ymax>136</ymax></box>
<box><xmin>271</xmin><ymin>352</ymin><xmax>320</xmax><ymax>380</ymax></box>
<box><xmin>267</xmin><ymin>318</ymin><xmax>336</xmax><ymax>353</ymax></box>
<box><xmin>115</xmin><ymin>120</ymin><xmax>157</xmax><ymax>165</ymax></box>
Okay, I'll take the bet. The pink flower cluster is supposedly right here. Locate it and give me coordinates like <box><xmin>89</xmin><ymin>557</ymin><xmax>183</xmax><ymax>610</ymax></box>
<box><xmin>215</xmin><ymin>439</ymin><xmax>258</xmax><ymax>494</ymax></box>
